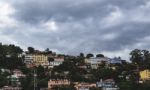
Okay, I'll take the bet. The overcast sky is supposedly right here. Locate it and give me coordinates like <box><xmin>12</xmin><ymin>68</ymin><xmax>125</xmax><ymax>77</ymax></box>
<box><xmin>0</xmin><ymin>0</ymin><xmax>150</xmax><ymax>60</ymax></box>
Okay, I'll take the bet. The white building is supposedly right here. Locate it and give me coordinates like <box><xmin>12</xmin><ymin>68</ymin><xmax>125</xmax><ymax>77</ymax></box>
<box><xmin>24</xmin><ymin>54</ymin><xmax>33</xmax><ymax>65</ymax></box>
<box><xmin>108</xmin><ymin>57</ymin><xmax>125</xmax><ymax>64</ymax></box>
<box><xmin>85</xmin><ymin>57</ymin><xmax>108</xmax><ymax>69</ymax></box>
<box><xmin>85</xmin><ymin>57</ymin><xmax>108</xmax><ymax>64</ymax></box>
<box><xmin>97</xmin><ymin>79</ymin><xmax>119</xmax><ymax>90</ymax></box>
<box><xmin>13</xmin><ymin>69</ymin><xmax>26</xmax><ymax>78</ymax></box>
<box><xmin>49</xmin><ymin>57</ymin><xmax>64</xmax><ymax>68</ymax></box>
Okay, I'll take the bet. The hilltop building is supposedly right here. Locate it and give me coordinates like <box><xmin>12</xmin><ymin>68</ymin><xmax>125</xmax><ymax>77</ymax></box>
<box><xmin>24</xmin><ymin>52</ymin><xmax>64</xmax><ymax>68</ymax></box>
<box><xmin>84</xmin><ymin>57</ymin><xmax>108</xmax><ymax>69</ymax></box>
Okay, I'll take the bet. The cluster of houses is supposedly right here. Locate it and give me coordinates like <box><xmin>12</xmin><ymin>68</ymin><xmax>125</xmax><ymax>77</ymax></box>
<box><xmin>0</xmin><ymin>69</ymin><xmax>25</xmax><ymax>90</ymax></box>
<box><xmin>23</xmin><ymin>53</ymin><xmax>125</xmax><ymax>90</ymax></box>
<box><xmin>23</xmin><ymin>52</ymin><xmax>64</xmax><ymax>68</ymax></box>
<box><xmin>47</xmin><ymin>69</ymin><xmax>150</xmax><ymax>90</ymax></box>
<box><xmin>48</xmin><ymin>78</ymin><xmax>119</xmax><ymax>90</ymax></box>
<box><xmin>1</xmin><ymin>68</ymin><xmax>149</xmax><ymax>90</ymax></box>
<box><xmin>0</xmin><ymin>68</ymin><xmax>121</xmax><ymax>90</ymax></box>
<box><xmin>1</xmin><ymin>51</ymin><xmax>150</xmax><ymax>90</ymax></box>
<box><xmin>24</xmin><ymin>51</ymin><xmax>125</xmax><ymax>69</ymax></box>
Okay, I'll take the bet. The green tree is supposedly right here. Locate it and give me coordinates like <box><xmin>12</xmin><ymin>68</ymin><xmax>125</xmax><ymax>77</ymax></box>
<box><xmin>96</xmin><ymin>68</ymin><xmax>114</xmax><ymax>80</ymax></box>
<box><xmin>140</xmin><ymin>81</ymin><xmax>150</xmax><ymax>90</ymax></box>
<box><xmin>20</xmin><ymin>66</ymin><xmax>31</xmax><ymax>75</ymax></box>
<box><xmin>142</xmin><ymin>50</ymin><xmax>150</xmax><ymax>69</ymax></box>
<box><xmin>45</xmin><ymin>48</ymin><xmax>52</xmax><ymax>54</ymax></box>
<box><xmin>0</xmin><ymin>44</ymin><xmax>23</xmax><ymax>69</ymax></box>
<box><xmin>96</xmin><ymin>54</ymin><xmax>104</xmax><ymax>58</ymax></box>
<box><xmin>80</xmin><ymin>53</ymin><xmax>84</xmax><ymax>58</ymax></box>
<box><xmin>86</xmin><ymin>53</ymin><xmax>94</xmax><ymax>58</ymax></box>
<box><xmin>28</xmin><ymin>47</ymin><xmax>35</xmax><ymax>53</ymax></box>
<box><xmin>37</xmin><ymin>78</ymin><xmax>48</xmax><ymax>88</ymax></box>
<box><xmin>0</xmin><ymin>75</ymin><xmax>8</xmax><ymax>87</ymax></box>
<box><xmin>130</xmin><ymin>49</ymin><xmax>143</xmax><ymax>66</ymax></box>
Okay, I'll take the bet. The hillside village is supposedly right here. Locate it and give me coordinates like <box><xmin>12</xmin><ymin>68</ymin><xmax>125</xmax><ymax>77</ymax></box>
<box><xmin>0</xmin><ymin>43</ymin><xmax>150</xmax><ymax>90</ymax></box>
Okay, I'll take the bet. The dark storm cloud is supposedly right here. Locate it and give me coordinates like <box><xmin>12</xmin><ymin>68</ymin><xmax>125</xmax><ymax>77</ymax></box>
<box><xmin>11</xmin><ymin>0</ymin><xmax>106</xmax><ymax>23</ymax></box>
<box><xmin>1</xmin><ymin>0</ymin><xmax>150</xmax><ymax>59</ymax></box>
<box><xmin>11</xmin><ymin>0</ymin><xmax>147</xmax><ymax>23</ymax></box>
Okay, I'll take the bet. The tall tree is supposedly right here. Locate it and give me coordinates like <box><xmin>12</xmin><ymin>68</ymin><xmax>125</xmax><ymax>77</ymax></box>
<box><xmin>0</xmin><ymin>75</ymin><xmax>7</xmax><ymax>87</ymax></box>
<box><xmin>79</xmin><ymin>53</ymin><xmax>84</xmax><ymax>58</ymax></box>
<box><xmin>130</xmin><ymin>49</ymin><xmax>143</xmax><ymax>66</ymax></box>
<box><xmin>96</xmin><ymin>54</ymin><xmax>104</xmax><ymax>58</ymax></box>
<box><xmin>86</xmin><ymin>53</ymin><xmax>94</xmax><ymax>58</ymax></box>
<box><xmin>142</xmin><ymin>50</ymin><xmax>150</xmax><ymax>69</ymax></box>
<box><xmin>28</xmin><ymin>47</ymin><xmax>35</xmax><ymax>53</ymax></box>
<box><xmin>45</xmin><ymin>48</ymin><xmax>52</xmax><ymax>54</ymax></box>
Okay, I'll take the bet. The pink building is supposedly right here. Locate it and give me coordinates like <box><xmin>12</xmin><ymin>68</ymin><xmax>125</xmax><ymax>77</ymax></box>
<box><xmin>48</xmin><ymin>79</ymin><xmax>70</xmax><ymax>89</ymax></box>
<box><xmin>74</xmin><ymin>83</ymin><xmax>96</xmax><ymax>90</ymax></box>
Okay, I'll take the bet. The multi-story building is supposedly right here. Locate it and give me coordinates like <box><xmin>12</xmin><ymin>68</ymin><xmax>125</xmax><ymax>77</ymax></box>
<box><xmin>140</xmin><ymin>69</ymin><xmax>150</xmax><ymax>81</ymax></box>
<box><xmin>24</xmin><ymin>54</ymin><xmax>33</xmax><ymax>65</ymax></box>
<box><xmin>48</xmin><ymin>79</ymin><xmax>70</xmax><ymax>89</ymax></box>
<box><xmin>24</xmin><ymin>54</ymin><xmax>49</xmax><ymax>67</ymax></box>
<box><xmin>85</xmin><ymin>57</ymin><xmax>108</xmax><ymax>64</ymax></box>
<box><xmin>24</xmin><ymin>53</ymin><xmax>64</xmax><ymax>68</ymax></box>
<box><xmin>85</xmin><ymin>57</ymin><xmax>108</xmax><ymax>69</ymax></box>
<box><xmin>32</xmin><ymin>54</ymin><xmax>49</xmax><ymax>66</ymax></box>
<box><xmin>108</xmin><ymin>57</ymin><xmax>125</xmax><ymax>64</ymax></box>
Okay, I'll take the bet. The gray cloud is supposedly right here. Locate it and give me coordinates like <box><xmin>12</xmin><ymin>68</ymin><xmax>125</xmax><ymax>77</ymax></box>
<box><xmin>0</xmin><ymin>0</ymin><xmax>150</xmax><ymax>59</ymax></box>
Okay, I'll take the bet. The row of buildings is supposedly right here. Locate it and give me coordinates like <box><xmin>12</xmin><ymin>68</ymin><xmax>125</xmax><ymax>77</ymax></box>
<box><xmin>24</xmin><ymin>53</ymin><xmax>64</xmax><ymax>68</ymax></box>
<box><xmin>47</xmin><ymin>70</ymin><xmax>150</xmax><ymax>90</ymax></box>
<box><xmin>1</xmin><ymin>69</ymin><xmax>150</xmax><ymax>90</ymax></box>
<box><xmin>0</xmin><ymin>69</ymin><xmax>26</xmax><ymax>90</ymax></box>
<box><xmin>1</xmin><ymin>51</ymin><xmax>150</xmax><ymax>90</ymax></box>
<box><xmin>140</xmin><ymin>69</ymin><xmax>150</xmax><ymax>82</ymax></box>
<box><xmin>48</xmin><ymin>78</ymin><xmax>119</xmax><ymax>90</ymax></box>
<box><xmin>23</xmin><ymin>52</ymin><xmax>125</xmax><ymax>69</ymax></box>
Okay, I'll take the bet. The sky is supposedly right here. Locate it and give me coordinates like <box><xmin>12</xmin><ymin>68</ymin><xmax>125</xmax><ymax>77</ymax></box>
<box><xmin>0</xmin><ymin>0</ymin><xmax>150</xmax><ymax>60</ymax></box>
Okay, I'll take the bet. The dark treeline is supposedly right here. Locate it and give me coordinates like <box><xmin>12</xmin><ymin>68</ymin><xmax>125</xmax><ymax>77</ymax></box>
<box><xmin>130</xmin><ymin>49</ymin><xmax>150</xmax><ymax>69</ymax></box>
<box><xmin>0</xmin><ymin>43</ymin><xmax>23</xmax><ymax>69</ymax></box>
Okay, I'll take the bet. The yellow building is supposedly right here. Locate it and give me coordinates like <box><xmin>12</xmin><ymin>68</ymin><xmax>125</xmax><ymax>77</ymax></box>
<box><xmin>24</xmin><ymin>53</ymin><xmax>64</xmax><ymax>67</ymax></box>
<box><xmin>140</xmin><ymin>69</ymin><xmax>150</xmax><ymax>80</ymax></box>
<box><xmin>32</xmin><ymin>54</ymin><xmax>49</xmax><ymax>66</ymax></box>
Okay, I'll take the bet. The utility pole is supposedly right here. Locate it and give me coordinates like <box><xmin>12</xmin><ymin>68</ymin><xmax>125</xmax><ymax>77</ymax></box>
<box><xmin>34</xmin><ymin>69</ymin><xmax>37</xmax><ymax>90</ymax></box>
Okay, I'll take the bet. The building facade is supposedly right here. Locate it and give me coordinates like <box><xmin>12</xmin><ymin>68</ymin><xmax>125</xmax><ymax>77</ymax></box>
<box><xmin>140</xmin><ymin>69</ymin><xmax>150</xmax><ymax>81</ymax></box>
<box><xmin>85</xmin><ymin>57</ymin><xmax>108</xmax><ymax>69</ymax></box>
<box><xmin>49</xmin><ymin>57</ymin><xmax>64</xmax><ymax>68</ymax></box>
<box><xmin>24</xmin><ymin>53</ymin><xmax>64</xmax><ymax>68</ymax></box>
<box><xmin>32</xmin><ymin>54</ymin><xmax>49</xmax><ymax>66</ymax></box>
<box><xmin>74</xmin><ymin>83</ymin><xmax>96</xmax><ymax>90</ymax></box>
<box><xmin>48</xmin><ymin>79</ymin><xmax>70</xmax><ymax>89</ymax></box>
<box><xmin>97</xmin><ymin>79</ymin><xmax>119</xmax><ymax>90</ymax></box>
